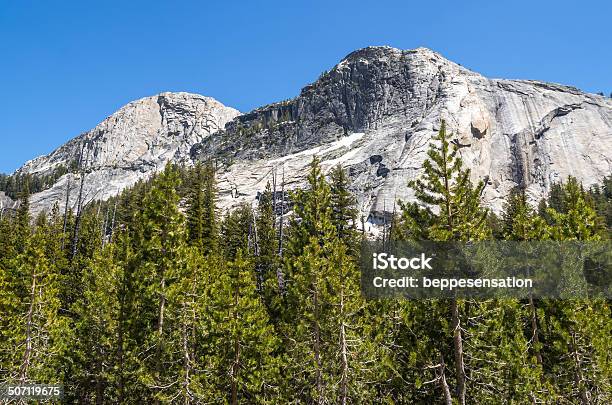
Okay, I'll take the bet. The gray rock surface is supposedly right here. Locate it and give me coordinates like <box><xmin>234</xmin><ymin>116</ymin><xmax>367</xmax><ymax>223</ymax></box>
<box><xmin>12</xmin><ymin>47</ymin><xmax>612</xmax><ymax>225</ymax></box>
<box><xmin>0</xmin><ymin>192</ymin><xmax>16</xmax><ymax>214</ymax></box>
<box><xmin>16</xmin><ymin>92</ymin><xmax>239</xmax><ymax>215</ymax></box>
<box><xmin>193</xmin><ymin>47</ymin><xmax>612</xmax><ymax>225</ymax></box>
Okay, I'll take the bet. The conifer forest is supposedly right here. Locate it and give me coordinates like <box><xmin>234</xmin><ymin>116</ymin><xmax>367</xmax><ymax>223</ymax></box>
<box><xmin>1</xmin><ymin>124</ymin><xmax>611</xmax><ymax>404</ymax></box>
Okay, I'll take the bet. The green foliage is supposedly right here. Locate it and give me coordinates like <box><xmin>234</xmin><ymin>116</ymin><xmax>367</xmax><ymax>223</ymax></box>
<box><xmin>0</xmin><ymin>213</ymin><xmax>70</xmax><ymax>386</ymax></box>
<box><xmin>547</xmin><ymin>176</ymin><xmax>606</xmax><ymax>240</ymax></box>
<box><xmin>256</xmin><ymin>182</ymin><xmax>281</xmax><ymax>306</ymax></box>
<box><xmin>198</xmin><ymin>251</ymin><xmax>280</xmax><ymax>402</ymax></box>
<box><xmin>396</xmin><ymin>122</ymin><xmax>543</xmax><ymax>404</ymax></box>
<box><xmin>502</xmin><ymin>187</ymin><xmax>549</xmax><ymax>240</ymax></box>
<box><xmin>408</xmin><ymin>121</ymin><xmax>489</xmax><ymax>242</ymax></box>
<box><xmin>186</xmin><ymin>161</ymin><xmax>218</xmax><ymax>251</ymax></box>
<box><xmin>0</xmin><ymin>148</ymin><xmax>610</xmax><ymax>404</ymax></box>
<box><xmin>220</xmin><ymin>203</ymin><xmax>253</xmax><ymax>260</ymax></box>
<box><xmin>0</xmin><ymin>164</ymin><xmax>70</xmax><ymax>200</ymax></box>
<box><xmin>283</xmin><ymin>157</ymin><xmax>376</xmax><ymax>403</ymax></box>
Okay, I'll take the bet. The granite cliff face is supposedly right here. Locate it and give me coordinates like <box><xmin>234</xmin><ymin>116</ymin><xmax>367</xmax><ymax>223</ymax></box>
<box><xmin>9</xmin><ymin>47</ymin><xmax>612</xmax><ymax>224</ymax></box>
<box><xmin>0</xmin><ymin>192</ymin><xmax>16</xmax><ymax>213</ymax></box>
<box><xmin>192</xmin><ymin>47</ymin><xmax>612</xmax><ymax>223</ymax></box>
<box><xmin>14</xmin><ymin>92</ymin><xmax>239</xmax><ymax>215</ymax></box>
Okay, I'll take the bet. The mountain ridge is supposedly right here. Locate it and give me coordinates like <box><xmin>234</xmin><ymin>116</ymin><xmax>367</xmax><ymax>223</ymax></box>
<box><xmin>3</xmin><ymin>46</ymin><xmax>611</xmax><ymax>224</ymax></box>
<box><xmin>189</xmin><ymin>46</ymin><xmax>611</xmax><ymax>223</ymax></box>
<box><xmin>7</xmin><ymin>91</ymin><xmax>239</xmax><ymax>214</ymax></box>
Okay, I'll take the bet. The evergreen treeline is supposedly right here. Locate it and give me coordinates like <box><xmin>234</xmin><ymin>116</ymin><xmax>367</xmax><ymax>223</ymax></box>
<box><xmin>0</xmin><ymin>164</ymin><xmax>73</xmax><ymax>200</ymax></box>
<box><xmin>0</xmin><ymin>124</ymin><xmax>611</xmax><ymax>404</ymax></box>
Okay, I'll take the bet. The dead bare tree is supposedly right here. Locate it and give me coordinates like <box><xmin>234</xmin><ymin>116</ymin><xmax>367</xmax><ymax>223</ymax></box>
<box><xmin>451</xmin><ymin>295</ymin><xmax>466</xmax><ymax>405</ymax></box>
<box><xmin>276</xmin><ymin>166</ymin><xmax>285</xmax><ymax>293</ymax></box>
<box><xmin>437</xmin><ymin>355</ymin><xmax>453</xmax><ymax>405</ymax></box>
<box><xmin>271</xmin><ymin>167</ymin><xmax>277</xmax><ymax>231</ymax></box>
<box><xmin>527</xmin><ymin>267</ymin><xmax>543</xmax><ymax>366</ymax></box>
<box><xmin>339</xmin><ymin>283</ymin><xmax>349</xmax><ymax>405</ymax></box>
<box><xmin>61</xmin><ymin>175</ymin><xmax>72</xmax><ymax>250</ymax></box>
<box><xmin>230</xmin><ymin>274</ymin><xmax>241</xmax><ymax>405</ymax></box>
<box><xmin>101</xmin><ymin>203</ymin><xmax>110</xmax><ymax>248</ymax></box>
<box><xmin>250</xmin><ymin>210</ymin><xmax>262</xmax><ymax>291</ymax></box>
<box><xmin>70</xmin><ymin>142</ymin><xmax>90</xmax><ymax>261</ymax></box>
<box><xmin>424</xmin><ymin>355</ymin><xmax>453</xmax><ymax>405</ymax></box>
<box><xmin>571</xmin><ymin>330</ymin><xmax>590</xmax><ymax>405</ymax></box>
<box><xmin>109</xmin><ymin>197</ymin><xmax>118</xmax><ymax>243</ymax></box>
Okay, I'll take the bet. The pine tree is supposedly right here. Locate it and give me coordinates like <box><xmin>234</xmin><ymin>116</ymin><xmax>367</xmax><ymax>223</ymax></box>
<box><xmin>62</xmin><ymin>205</ymin><xmax>106</xmax><ymax>313</ymax></box>
<box><xmin>2</xmin><ymin>213</ymin><xmax>69</xmax><ymax>386</ymax></box>
<box><xmin>408</xmin><ymin>121</ymin><xmax>489</xmax><ymax>242</ymax></box>
<box><xmin>186</xmin><ymin>161</ymin><xmax>218</xmax><ymax>252</ymax></box>
<box><xmin>397</xmin><ymin>122</ymin><xmax>543</xmax><ymax>403</ymax></box>
<box><xmin>134</xmin><ymin>163</ymin><xmax>190</xmax><ymax>403</ymax></box>
<box><xmin>548</xmin><ymin>176</ymin><xmax>605</xmax><ymax>240</ymax></box>
<box><xmin>540</xmin><ymin>177</ymin><xmax>612</xmax><ymax>403</ymax></box>
<box><xmin>284</xmin><ymin>157</ymin><xmax>376</xmax><ymax>403</ymax></box>
<box><xmin>220</xmin><ymin>203</ymin><xmax>253</xmax><ymax>260</ymax></box>
<box><xmin>502</xmin><ymin>187</ymin><xmax>549</xmax><ymax>241</ymax></box>
<box><xmin>256</xmin><ymin>182</ymin><xmax>281</xmax><ymax>310</ymax></box>
<box><xmin>498</xmin><ymin>187</ymin><xmax>555</xmax><ymax>400</ymax></box>
<box><xmin>197</xmin><ymin>250</ymin><xmax>280</xmax><ymax>403</ymax></box>
<box><xmin>329</xmin><ymin>165</ymin><xmax>358</xmax><ymax>243</ymax></box>
<box><xmin>286</xmin><ymin>157</ymin><xmax>337</xmax><ymax>257</ymax></box>
<box><xmin>71</xmin><ymin>241</ymin><xmax>123</xmax><ymax>403</ymax></box>
<box><xmin>405</xmin><ymin>121</ymin><xmax>489</xmax><ymax>405</ymax></box>
<box><xmin>15</xmin><ymin>178</ymin><xmax>31</xmax><ymax>253</ymax></box>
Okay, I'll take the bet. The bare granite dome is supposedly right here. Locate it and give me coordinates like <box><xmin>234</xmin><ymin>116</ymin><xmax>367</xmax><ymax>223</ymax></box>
<box><xmin>16</xmin><ymin>92</ymin><xmax>239</xmax><ymax>215</ymax></box>
<box><xmin>11</xmin><ymin>47</ymin><xmax>612</xmax><ymax>224</ymax></box>
<box><xmin>192</xmin><ymin>46</ymin><xmax>612</xmax><ymax>222</ymax></box>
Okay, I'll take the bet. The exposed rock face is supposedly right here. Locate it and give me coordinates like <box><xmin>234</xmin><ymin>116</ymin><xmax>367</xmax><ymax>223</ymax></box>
<box><xmin>16</xmin><ymin>92</ymin><xmax>239</xmax><ymax>215</ymax></box>
<box><xmin>192</xmin><ymin>47</ymin><xmax>612</xmax><ymax>224</ymax></box>
<box><xmin>0</xmin><ymin>192</ymin><xmax>16</xmax><ymax>213</ymax></box>
<box><xmin>11</xmin><ymin>47</ymin><xmax>612</xmax><ymax>224</ymax></box>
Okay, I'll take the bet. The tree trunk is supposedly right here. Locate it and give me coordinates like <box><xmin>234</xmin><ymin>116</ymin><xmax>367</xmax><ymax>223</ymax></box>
<box><xmin>117</xmin><ymin>301</ymin><xmax>125</xmax><ymax>404</ymax></box>
<box><xmin>19</xmin><ymin>268</ymin><xmax>37</xmax><ymax>383</ymax></box>
<box><xmin>438</xmin><ymin>355</ymin><xmax>453</xmax><ymax>405</ymax></box>
<box><xmin>182</xmin><ymin>304</ymin><xmax>191</xmax><ymax>405</ymax></box>
<box><xmin>271</xmin><ymin>168</ymin><xmax>277</xmax><ymax>231</ymax></box>
<box><xmin>571</xmin><ymin>330</ymin><xmax>590</xmax><ymax>405</ymax></box>
<box><xmin>70</xmin><ymin>171</ymin><xmax>86</xmax><ymax>261</ymax></box>
<box><xmin>102</xmin><ymin>204</ymin><xmax>110</xmax><ymax>247</ymax></box>
<box><xmin>109</xmin><ymin>198</ymin><xmax>118</xmax><ymax>243</ymax></box>
<box><xmin>451</xmin><ymin>297</ymin><xmax>466</xmax><ymax>405</ymax></box>
<box><xmin>313</xmin><ymin>286</ymin><xmax>323</xmax><ymax>404</ymax></box>
<box><xmin>276</xmin><ymin>167</ymin><xmax>285</xmax><ymax>293</ymax></box>
<box><xmin>71</xmin><ymin>144</ymin><xmax>89</xmax><ymax>260</ymax></box>
<box><xmin>231</xmin><ymin>279</ymin><xmax>240</xmax><ymax>405</ymax></box>
<box><xmin>95</xmin><ymin>360</ymin><xmax>104</xmax><ymax>405</ymax></box>
<box><xmin>154</xmin><ymin>272</ymin><xmax>166</xmax><ymax>404</ymax></box>
<box><xmin>528</xmin><ymin>292</ymin><xmax>543</xmax><ymax>366</ymax></box>
<box><xmin>251</xmin><ymin>212</ymin><xmax>262</xmax><ymax>291</ymax></box>
<box><xmin>360</xmin><ymin>215</ymin><xmax>365</xmax><ymax>238</ymax></box>
<box><xmin>61</xmin><ymin>176</ymin><xmax>71</xmax><ymax>250</ymax></box>
<box><xmin>339</xmin><ymin>287</ymin><xmax>349</xmax><ymax>405</ymax></box>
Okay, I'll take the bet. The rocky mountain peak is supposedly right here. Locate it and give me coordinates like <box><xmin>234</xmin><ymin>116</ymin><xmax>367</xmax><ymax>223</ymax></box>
<box><xmin>338</xmin><ymin>45</ymin><xmax>404</xmax><ymax>63</ymax></box>
<box><xmin>14</xmin><ymin>92</ymin><xmax>239</xmax><ymax>215</ymax></box>
<box><xmin>20</xmin><ymin>92</ymin><xmax>239</xmax><ymax>177</ymax></box>
<box><xmin>192</xmin><ymin>47</ymin><xmax>611</xmax><ymax>223</ymax></box>
<box><xmin>4</xmin><ymin>47</ymin><xmax>611</xmax><ymax>227</ymax></box>
<box><xmin>338</xmin><ymin>45</ymin><xmax>443</xmax><ymax>64</ymax></box>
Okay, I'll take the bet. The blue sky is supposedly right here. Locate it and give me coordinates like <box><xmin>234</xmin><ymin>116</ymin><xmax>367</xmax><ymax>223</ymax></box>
<box><xmin>0</xmin><ymin>0</ymin><xmax>610</xmax><ymax>173</ymax></box>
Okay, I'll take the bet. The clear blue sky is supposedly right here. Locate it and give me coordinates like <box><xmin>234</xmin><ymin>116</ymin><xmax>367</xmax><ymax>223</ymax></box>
<box><xmin>1</xmin><ymin>0</ymin><xmax>610</xmax><ymax>173</ymax></box>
